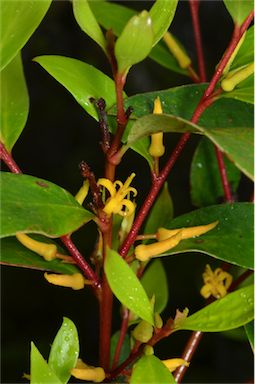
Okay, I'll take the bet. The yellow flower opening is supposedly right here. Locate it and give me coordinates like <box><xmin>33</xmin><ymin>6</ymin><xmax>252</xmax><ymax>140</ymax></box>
<box><xmin>149</xmin><ymin>97</ymin><xmax>165</xmax><ymax>158</ymax></box>
<box><xmin>16</xmin><ymin>233</ymin><xmax>57</xmax><ymax>261</ymax></box>
<box><xmin>44</xmin><ymin>272</ymin><xmax>90</xmax><ymax>290</ymax></box>
<box><xmin>163</xmin><ymin>31</ymin><xmax>191</xmax><ymax>69</ymax></box>
<box><xmin>162</xmin><ymin>358</ymin><xmax>190</xmax><ymax>372</ymax></box>
<box><xmin>200</xmin><ymin>264</ymin><xmax>233</xmax><ymax>299</ymax></box>
<box><xmin>97</xmin><ymin>173</ymin><xmax>137</xmax><ymax>217</ymax></box>
<box><xmin>71</xmin><ymin>359</ymin><xmax>105</xmax><ymax>382</ymax></box>
<box><xmin>75</xmin><ymin>180</ymin><xmax>89</xmax><ymax>205</ymax></box>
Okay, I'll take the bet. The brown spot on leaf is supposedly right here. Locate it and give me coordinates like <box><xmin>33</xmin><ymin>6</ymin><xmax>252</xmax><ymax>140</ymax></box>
<box><xmin>195</xmin><ymin>239</ymin><xmax>204</xmax><ymax>244</ymax></box>
<box><xmin>36</xmin><ymin>181</ymin><xmax>49</xmax><ymax>188</ymax></box>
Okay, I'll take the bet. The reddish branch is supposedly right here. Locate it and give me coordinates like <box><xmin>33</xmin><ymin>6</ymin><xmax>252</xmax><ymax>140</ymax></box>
<box><xmin>214</xmin><ymin>147</ymin><xmax>234</xmax><ymax>202</ymax></box>
<box><xmin>0</xmin><ymin>142</ymin><xmax>21</xmax><ymax>174</ymax></box>
<box><xmin>111</xmin><ymin>308</ymin><xmax>130</xmax><ymax>370</ymax></box>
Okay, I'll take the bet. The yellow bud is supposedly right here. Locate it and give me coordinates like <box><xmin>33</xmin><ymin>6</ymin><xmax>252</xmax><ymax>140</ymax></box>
<box><xmin>154</xmin><ymin>312</ymin><xmax>163</xmax><ymax>329</ymax></box>
<box><xmin>157</xmin><ymin>221</ymin><xmax>219</xmax><ymax>241</ymax></box>
<box><xmin>132</xmin><ymin>320</ymin><xmax>153</xmax><ymax>343</ymax></box>
<box><xmin>163</xmin><ymin>32</ymin><xmax>191</xmax><ymax>69</ymax></box>
<box><xmin>144</xmin><ymin>345</ymin><xmax>154</xmax><ymax>356</ymax></box>
<box><xmin>153</xmin><ymin>97</ymin><xmax>163</xmax><ymax>114</ymax></box>
<box><xmin>16</xmin><ymin>233</ymin><xmax>57</xmax><ymax>261</ymax></box>
<box><xmin>75</xmin><ymin>180</ymin><xmax>89</xmax><ymax>205</ymax></box>
<box><xmin>44</xmin><ymin>273</ymin><xmax>86</xmax><ymax>290</ymax></box>
<box><xmin>221</xmin><ymin>62</ymin><xmax>254</xmax><ymax>92</ymax></box>
<box><xmin>149</xmin><ymin>97</ymin><xmax>165</xmax><ymax>158</ymax></box>
<box><xmin>162</xmin><ymin>358</ymin><xmax>190</xmax><ymax>372</ymax></box>
<box><xmin>71</xmin><ymin>359</ymin><xmax>105</xmax><ymax>383</ymax></box>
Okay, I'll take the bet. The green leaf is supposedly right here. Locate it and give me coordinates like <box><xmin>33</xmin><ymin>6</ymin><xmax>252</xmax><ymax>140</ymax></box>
<box><xmin>149</xmin><ymin>0</ymin><xmax>178</xmax><ymax>46</ymax></box>
<box><xmin>1</xmin><ymin>172</ymin><xmax>94</xmax><ymax>238</ymax></box>
<box><xmin>1</xmin><ymin>236</ymin><xmax>79</xmax><ymax>274</ymax></box>
<box><xmin>130</xmin><ymin>355</ymin><xmax>176</xmax><ymax>384</ymax></box>
<box><xmin>150</xmin><ymin>42</ymin><xmax>188</xmax><ymax>75</ymax></box>
<box><xmin>220</xmin><ymin>74</ymin><xmax>254</xmax><ymax>104</ymax></box>
<box><xmin>33</xmin><ymin>55</ymin><xmax>116</xmax><ymax>120</ymax></box>
<box><xmin>105</xmin><ymin>248</ymin><xmax>154</xmax><ymax>325</ymax></box>
<box><xmin>48</xmin><ymin>317</ymin><xmax>79</xmax><ymax>383</ymax></box>
<box><xmin>73</xmin><ymin>0</ymin><xmax>107</xmax><ymax>53</ymax></box>
<box><xmin>0</xmin><ymin>53</ymin><xmax>29</xmax><ymax>151</ymax></box>
<box><xmin>231</xmin><ymin>26</ymin><xmax>254</xmax><ymax>70</ymax></box>
<box><xmin>31</xmin><ymin>342</ymin><xmax>62</xmax><ymax>384</ymax></box>
<box><xmin>144</xmin><ymin>183</ymin><xmax>173</xmax><ymax>235</ymax></box>
<box><xmin>244</xmin><ymin>321</ymin><xmax>254</xmax><ymax>350</ymax></box>
<box><xmin>110</xmin><ymin>331</ymin><xmax>131</xmax><ymax>368</ymax></box>
<box><xmin>223</xmin><ymin>0</ymin><xmax>253</xmax><ymax>25</ymax></box>
<box><xmin>158</xmin><ymin>203</ymin><xmax>254</xmax><ymax>270</ymax></box>
<box><xmin>0</xmin><ymin>0</ymin><xmax>52</xmax><ymax>70</ymax></box>
<box><xmin>141</xmin><ymin>260</ymin><xmax>169</xmax><ymax>314</ymax></box>
<box><xmin>115</xmin><ymin>10</ymin><xmax>154</xmax><ymax>75</ymax></box>
<box><xmin>190</xmin><ymin>138</ymin><xmax>241</xmax><ymax>207</ymax></box>
<box><xmin>176</xmin><ymin>285</ymin><xmax>254</xmax><ymax>332</ymax></box>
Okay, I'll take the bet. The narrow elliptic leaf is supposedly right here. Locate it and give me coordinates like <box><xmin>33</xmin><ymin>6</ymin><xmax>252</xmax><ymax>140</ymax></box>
<box><xmin>244</xmin><ymin>321</ymin><xmax>254</xmax><ymax>351</ymax></box>
<box><xmin>149</xmin><ymin>0</ymin><xmax>178</xmax><ymax>46</ymax></box>
<box><xmin>1</xmin><ymin>236</ymin><xmax>79</xmax><ymax>274</ymax></box>
<box><xmin>231</xmin><ymin>26</ymin><xmax>254</xmax><ymax>70</ymax></box>
<box><xmin>1</xmin><ymin>172</ymin><xmax>94</xmax><ymax>238</ymax></box>
<box><xmin>159</xmin><ymin>203</ymin><xmax>253</xmax><ymax>270</ymax></box>
<box><xmin>141</xmin><ymin>260</ymin><xmax>169</xmax><ymax>314</ymax></box>
<box><xmin>48</xmin><ymin>317</ymin><xmax>79</xmax><ymax>384</ymax></box>
<box><xmin>220</xmin><ymin>74</ymin><xmax>254</xmax><ymax>104</ymax></box>
<box><xmin>223</xmin><ymin>0</ymin><xmax>253</xmax><ymax>26</ymax></box>
<box><xmin>150</xmin><ymin>42</ymin><xmax>188</xmax><ymax>75</ymax></box>
<box><xmin>144</xmin><ymin>183</ymin><xmax>173</xmax><ymax>235</ymax></box>
<box><xmin>190</xmin><ymin>138</ymin><xmax>241</xmax><ymax>207</ymax></box>
<box><xmin>115</xmin><ymin>10</ymin><xmax>154</xmax><ymax>75</ymax></box>
<box><xmin>0</xmin><ymin>53</ymin><xmax>29</xmax><ymax>151</ymax></box>
<box><xmin>0</xmin><ymin>0</ymin><xmax>52</xmax><ymax>70</ymax></box>
<box><xmin>130</xmin><ymin>355</ymin><xmax>176</xmax><ymax>384</ymax></box>
<box><xmin>105</xmin><ymin>248</ymin><xmax>154</xmax><ymax>324</ymax></box>
<box><xmin>176</xmin><ymin>285</ymin><xmax>254</xmax><ymax>332</ymax></box>
<box><xmin>73</xmin><ymin>0</ymin><xmax>107</xmax><ymax>53</ymax></box>
<box><xmin>110</xmin><ymin>331</ymin><xmax>131</xmax><ymax>368</ymax></box>
<box><xmin>33</xmin><ymin>55</ymin><xmax>116</xmax><ymax>120</ymax></box>
<box><xmin>31</xmin><ymin>342</ymin><xmax>62</xmax><ymax>384</ymax></box>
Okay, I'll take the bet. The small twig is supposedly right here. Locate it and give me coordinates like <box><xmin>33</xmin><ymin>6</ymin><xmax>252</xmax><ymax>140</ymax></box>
<box><xmin>214</xmin><ymin>147</ymin><xmax>234</xmax><ymax>202</ymax></box>
<box><xmin>135</xmin><ymin>234</ymin><xmax>157</xmax><ymax>241</ymax></box>
<box><xmin>229</xmin><ymin>269</ymin><xmax>253</xmax><ymax>292</ymax></box>
<box><xmin>112</xmin><ymin>308</ymin><xmax>130</xmax><ymax>370</ymax></box>
<box><xmin>0</xmin><ymin>141</ymin><xmax>22</xmax><ymax>174</ymax></box>
<box><xmin>79</xmin><ymin>161</ymin><xmax>104</xmax><ymax>210</ymax></box>
<box><xmin>90</xmin><ymin>97</ymin><xmax>111</xmax><ymax>153</ymax></box>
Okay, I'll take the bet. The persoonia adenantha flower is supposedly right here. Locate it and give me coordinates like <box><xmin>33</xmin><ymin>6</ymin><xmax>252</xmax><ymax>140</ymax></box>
<box><xmin>149</xmin><ymin>97</ymin><xmax>165</xmax><ymax>158</ymax></box>
<box><xmin>44</xmin><ymin>273</ymin><xmax>91</xmax><ymax>290</ymax></box>
<box><xmin>162</xmin><ymin>358</ymin><xmax>190</xmax><ymax>372</ymax></box>
<box><xmin>163</xmin><ymin>31</ymin><xmax>191</xmax><ymax>69</ymax></box>
<box><xmin>75</xmin><ymin>180</ymin><xmax>89</xmax><ymax>205</ymax></box>
<box><xmin>200</xmin><ymin>264</ymin><xmax>233</xmax><ymax>299</ymax></box>
<box><xmin>71</xmin><ymin>359</ymin><xmax>105</xmax><ymax>382</ymax></box>
<box><xmin>16</xmin><ymin>233</ymin><xmax>57</xmax><ymax>261</ymax></box>
<box><xmin>97</xmin><ymin>173</ymin><xmax>137</xmax><ymax>217</ymax></box>
<box><xmin>221</xmin><ymin>62</ymin><xmax>254</xmax><ymax>92</ymax></box>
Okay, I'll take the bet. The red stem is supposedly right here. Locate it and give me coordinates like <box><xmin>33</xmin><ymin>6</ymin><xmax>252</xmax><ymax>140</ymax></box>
<box><xmin>112</xmin><ymin>308</ymin><xmax>129</xmax><ymax>370</ymax></box>
<box><xmin>0</xmin><ymin>142</ymin><xmax>22</xmax><ymax>174</ymax></box>
<box><xmin>189</xmin><ymin>0</ymin><xmax>207</xmax><ymax>82</ymax></box>
<box><xmin>214</xmin><ymin>146</ymin><xmax>234</xmax><ymax>202</ymax></box>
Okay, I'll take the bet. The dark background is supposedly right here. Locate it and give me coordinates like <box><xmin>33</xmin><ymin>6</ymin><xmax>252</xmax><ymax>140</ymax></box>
<box><xmin>1</xmin><ymin>1</ymin><xmax>253</xmax><ymax>383</ymax></box>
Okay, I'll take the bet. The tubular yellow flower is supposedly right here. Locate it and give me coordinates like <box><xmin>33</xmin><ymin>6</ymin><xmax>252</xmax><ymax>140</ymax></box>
<box><xmin>200</xmin><ymin>264</ymin><xmax>233</xmax><ymax>299</ymax></box>
<box><xmin>44</xmin><ymin>272</ymin><xmax>89</xmax><ymax>290</ymax></box>
<box><xmin>97</xmin><ymin>173</ymin><xmax>137</xmax><ymax>217</ymax></box>
<box><xmin>16</xmin><ymin>233</ymin><xmax>57</xmax><ymax>261</ymax></box>
<box><xmin>157</xmin><ymin>221</ymin><xmax>219</xmax><ymax>241</ymax></box>
<box><xmin>221</xmin><ymin>62</ymin><xmax>254</xmax><ymax>92</ymax></box>
<box><xmin>162</xmin><ymin>358</ymin><xmax>190</xmax><ymax>372</ymax></box>
<box><xmin>149</xmin><ymin>97</ymin><xmax>165</xmax><ymax>158</ymax></box>
<box><xmin>71</xmin><ymin>359</ymin><xmax>105</xmax><ymax>383</ymax></box>
<box><xmin>163</xmin><ymin>31</ymin><xmax>191</xmax><ymax>69</ymax></box>
<box><xmin>75</xmin><ymin>180</ymin><xmax>89</xmax><ymax>205</ymax></box>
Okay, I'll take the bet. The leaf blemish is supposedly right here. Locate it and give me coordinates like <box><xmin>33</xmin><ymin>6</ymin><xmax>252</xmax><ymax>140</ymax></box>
<box><xmin>36</xmin><ymin>181</ymin><xmax>49</xmax><ymax>188</ymax></box>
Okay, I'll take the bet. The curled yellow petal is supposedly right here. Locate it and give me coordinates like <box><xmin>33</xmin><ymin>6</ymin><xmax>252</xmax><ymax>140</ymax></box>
<box><xmin>97</xmin><ymin>178</ymin><xmax>116</xmax><ymax>197</ymax></box>
<box><xmin>75</xmin><ymin>180</ymin><xmax>89</xmax><ymax>205</ymax></box>
<box><xmin>221</xmin><ymin>62</ymin><xmax>254</xmax><ymax>92</ymax></box>
<box><xmin>16</xmin><ymin>233</ymin><xmax>57</xmax><ymax>261</ymax></box>
<box><xmin>71</xmin><ymin>359</ymin><xmax>105</xmax><ymax>383</ymax></box>
<box><xmin>44</xmin><ymin>273</ymin><xmax>87</xmax><ymax>290</ymax></box>
<box><xmin>157</xmin><ymin>221</ymin><xmax>219</xmax><ymax>241</ymax></box>
<box><xmin>200</xmin><ymin>264</ymin><xmax>233</xmax><ymax>299</ymax></box>
<box><xmin>162</xmin><ymin>358</ymin><xmax>190</xmax><ymax>372</ymax></box>
<box><xmin>163</xmin><ymin>31</ymin><xmax>191</xmax><ymax>69</ymax></box>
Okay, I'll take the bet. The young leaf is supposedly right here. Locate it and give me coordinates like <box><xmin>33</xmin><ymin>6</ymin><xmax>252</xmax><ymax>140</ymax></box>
<box><xmin>48</xmin><ymin>317</ymin><xmax>79</xmax><ymax>384</ymax></box>
<box><xmin>223</xmin><ymin>0</ymin><xmax>253</xmax><ymax>26</ymax></box>
<box><xmin>149</xmin><ymin>0</ymin><xmax>178</xmax><ymax>46</ymax></box>
<box><xmin>73</xmin><ymin>0</ymin><xmax>107</xmax><ymax>53</ymax></box>
<box><xmin>115</xmin><ymin>10</ymin><xmax>154</xmax><ymax>75</ymax></box>
<box><xmin>130</xmin><ymin>355</ymin><xmax>176</xmax><ymax>384</ymax></box>
<box><xmin>1</xmin><ymin>236</ymin><xmax>79</xmax><ymax>274</ymax></box>
<box><xmin>0</xmin><ymin>0</ymin><xmax>52</xmax><ymax>70</ymax></box>
<box><xmin>105</xmin><ymin>248</ymin><xmax>154</xmax><ymax>325</ymax></box>
<box><xmin>244</xmin><ymin>321</ymin><xmax>254</xmax><ymax>351</ymax></box>
<box><xmin>230</xmin><ymin>26</ymin><xmax>254</xmax><ymax>70</ymax></box>
<box><xmin>31</xmin><ymin>342</ymin><xmax>62</xmax><ymax>384</ymax></box>
<box><xmin>0</xmin><ymin>53</ymin><xmax>29</xmax><ymax>151</ymax></box>
<box><xmin>1</xmin><ymin>172</ymin><xmax>94</xmax><ymax>238</ymax></box>
<box><xmin>190</xmin><ymin>138</ymin><xmax>241</xmax><ymax>207</ymax></box>
<box><xmin>141</xmin><ymin>260</ymin><xmax>169</xmax><ymax>314</ymax></box>
<box><xmin>33</xmin><ymin>55</ymin><xmax>116</xmax><ymax>120</ymax></box>
<box><xmin>158</xmin><ymin>203</ymin><xmax>253</xmax><ymax>270</ymax></box>
<box><xmin>110</xmin><ymin>331</ymin><xmax>131</xmax><ymax>368</ymax></box>
<box><xmin>176</xmin><ymin>285</ymin><xmax>254</xmax><ymax>332</ymax></box>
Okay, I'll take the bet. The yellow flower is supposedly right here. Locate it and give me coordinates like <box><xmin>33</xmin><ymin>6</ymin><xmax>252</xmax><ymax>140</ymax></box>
<box><xmin>16</xmin><ymin>233</ymin><xmax>57</xmax><ymax>261</ymax></box>
<box><xmin>44</xmin><ymin>273</ymin><xmax>91</xmax><ymax>290</ymax></box>
<box><xmin>162</xmin><ymin>358</ymin><xmax>190</xmax><ymax>372</ymax></box>
<box><xmin>97</xmin><ymin>173</ymin><xmax>137</xmax><ymax>217</ymax></box>
<box><xmin>163</xmin><ymin>31</ymin><xmax>191</xmax><ymax>69</ymax></box>
<box><xmin>75</xmin><ymin>180</ymin><xmax>89</xmax><ymax>205</ymax></box>
<box><xmin>71</xmin><ymin>359</ymin><xmax>105</xmax><ymax>382</ymax></box>
<box><xmin>200</xmin><ymin>264</ymin><xmax>233</xmax><ymax>299</ymax></box>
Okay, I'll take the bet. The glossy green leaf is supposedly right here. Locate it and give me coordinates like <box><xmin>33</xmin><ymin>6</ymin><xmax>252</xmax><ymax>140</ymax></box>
<box><xmin>48</xmin><ymin>317</ymin><xmax>79</xmax><ymax>383</ymax></box>
<box><xmin>1</xmin><ymin>172</ymin><xmax>94</xmax><ymax>238</ymax></box>
<box><xmin>115</xmin><ymin>10</ymin><xmax>153</xmax><ymax>75</ymax></box>
<box><xmin>0</xmin><ymin>53</ymin><xmax>29</xmax><ymax>151</ymax></box>
<box><xmin>244</xmin><ymin>321</ymin><xmax>254</xmax><ymax>350</ymax></box>
<box><xmin>190</xmin><ymin>138</ymin><xmax>241</xmax><ymax>207</ymax></box>
<box><xmin>223</xmin><ymin>0</ymin><xmax>253</xmax><ymax>25</ymax></box>
<box><xmin>130</xmin><ymin>355</ymin><xmax>176</xmax><ymax>384</ymax></box>
<box><xmin>159</xmin><ymin>203</ymin><xmax>253</xmax><ymax>270</ymax></box>
<box><xmin>33</xmin><ymin>55</ymin><xmax>116</xmax><ymax>120</ymax></box>
<box><xmin>231</xmin><ymin>26</ymin><xmax>254</xmax><ymax>70</ymax></box>
<box><xmin>31</xmin><ymin>342</ymin><xmax>62</xmax><ymax>384</ymax></box>
<box><xmin>73</xmin><ymin>0</ymin><xmax>106</xmax><ymax>53</ymax></box>
<box><xmin>220</xmin><ymin>74</ymin><xmax>254</xmax><ymax>104</ymax></box>
<box><xmin>150</xmin><ymin>42</ymin><xmax>188</xmax><ymax>75</ymax></box>
<box><xmin>1</xmin><ymin>236</ymin><xmax>79</xmax><ymax>274</ymax></box>
<box><xmin>176</xmin><ymin>285</ymin><xmax>254</xmax><ymax>332</ymax></box>
<box><xmin>110</xmin><ymin>331</ymin><xmax>131</xmax><ymax>368</ymax></box>
<box><xmin>144</xmin><ymin>183</ymin><xmax>173</xmax><ymax>235</ymax></box>
<box><xmin>141</xmin><ymin>260</ymin><xmax>169</xmax><ymax>314</ymax></box>
<box><xmin>0</xmin><ymin>0</ymin><xmax>52</xmax><ymax>70</ymax></box>
<box><xmin>149</xmin><ymin>0</ymin><xmax>178</xmax><ymax>46</ymax></box>
<box><xmin>105</xmin><ymin>248</ymin><xmax>154</xmax><ymax>325</ymax></box>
